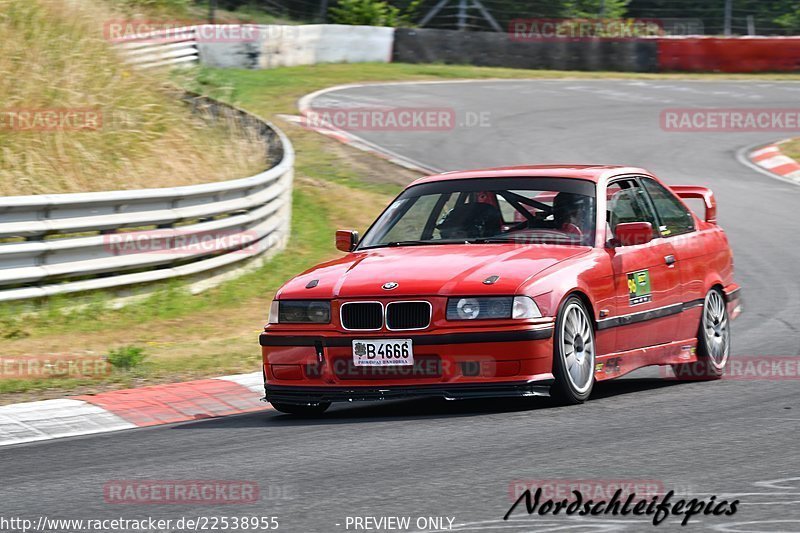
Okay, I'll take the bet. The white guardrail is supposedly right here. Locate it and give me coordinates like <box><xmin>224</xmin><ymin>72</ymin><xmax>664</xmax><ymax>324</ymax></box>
<box><xmin>0</xmin><ymin>95</ymin><xmax>294</xmax><ymax>302</ymax></box>
<box><xmin>112</xmin><ymin>24</ymin><xmax>395</xmax><ymax>70</ymax></box>
<box><xmin>114</xmin><ymin>26</ymin><xmax>201</xmax><ymax>69</ymax></box>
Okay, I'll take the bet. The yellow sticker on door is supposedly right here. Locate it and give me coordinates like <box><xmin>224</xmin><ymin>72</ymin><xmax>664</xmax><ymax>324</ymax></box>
<box><xmin>627</xmin><ymin>269</ymin><xmax>652</xmax><ymax>306</ymax></box>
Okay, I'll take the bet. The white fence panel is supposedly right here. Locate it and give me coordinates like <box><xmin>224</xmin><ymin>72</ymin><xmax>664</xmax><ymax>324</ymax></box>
<box><xmin>197</xmin><ymin>24</ymin><xmax>395</xmax><ymax>69</ymax></box>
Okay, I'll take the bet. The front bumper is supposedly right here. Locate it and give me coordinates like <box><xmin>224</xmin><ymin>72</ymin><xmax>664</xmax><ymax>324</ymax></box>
<box><xmin>265</xmin><ymin>378</ymin><xmax>554</xmax><ymax>404</ymax></box>
<box><xmin>258</xmin><ymin>327</ymin><xmax>553</xmax><ymax>347</ymax></box>
<box><xmin>260</xmin><ymin>324</ymin><xmax>555</xmax><ymax>399</ymax></box>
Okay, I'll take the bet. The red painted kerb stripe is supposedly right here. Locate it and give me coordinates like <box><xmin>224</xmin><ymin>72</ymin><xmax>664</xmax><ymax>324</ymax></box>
<box><xmin>77</xmin><ymin>378</ymin><xmax>267</xmax><ymax>427</ymax></box>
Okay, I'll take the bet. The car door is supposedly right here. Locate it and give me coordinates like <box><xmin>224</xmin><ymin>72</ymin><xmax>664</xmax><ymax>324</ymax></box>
<box><xmin>604</xmin><ymin>178</ymin><xmax>683</xmax><ymax>352</ymax></box>
<box><xmin>639</xmin><ymin>177</ymin><xmax>704</xmax><ymax>342</ymax></box>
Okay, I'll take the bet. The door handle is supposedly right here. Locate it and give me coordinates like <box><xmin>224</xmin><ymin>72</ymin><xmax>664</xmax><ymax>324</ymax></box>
<box><xmin>664</xmin><ymin>255</ymin><xmax>676</xmax><ymax>266</ymax></box>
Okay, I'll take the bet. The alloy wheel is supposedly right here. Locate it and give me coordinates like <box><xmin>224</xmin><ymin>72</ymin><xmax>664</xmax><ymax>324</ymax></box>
<box><xmin>703</xmin><ymin>289</ymin><xmax>730</xmax><ymax>369</ymax></box>
<box><xmin>560</xmin><ymin>302</ymin><xmax>595</xmax><ymax>394</ymax></box>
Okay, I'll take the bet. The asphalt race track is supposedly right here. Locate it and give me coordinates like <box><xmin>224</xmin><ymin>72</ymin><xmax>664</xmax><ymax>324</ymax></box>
<box><xmin>3</xmin><ymin>80</ymin><xmax>800</xmax><ymax>533</ymax></box>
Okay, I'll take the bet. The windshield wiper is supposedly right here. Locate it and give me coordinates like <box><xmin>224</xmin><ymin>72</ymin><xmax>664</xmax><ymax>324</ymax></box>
<box><xmin>386</xmin><ymin>240</ymin><xmax>441</xmax><ymax>247</ymax></box>
<box><xmin>362</xmin><ymin>239</ymin><xmax>468</xmax><ymax>249</ymax></box>
<box><xmin>468</xmin><ymin>236</ymin><xmax>578</xmax><ymax>245</ymax></box>
<box><xmin>466</xmin><ymin>237</ymin><xmax>519</xmax><ymax>244</ymax></box>
<box><xmin>387</xmin><ymin>239</ymin><xmax>473</xmax><ymax>247</ymax></box>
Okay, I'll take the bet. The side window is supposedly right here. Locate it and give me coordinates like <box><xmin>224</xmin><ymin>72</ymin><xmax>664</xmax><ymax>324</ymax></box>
<box><xmin>641</xmin><ymin>178</ymin><xmax>695</xmax><ymax>237</ymax></box>
<box><xmin>606</xmin><ymin>179</ymin><xmax>658</xmax><ymax>241</ymax></box>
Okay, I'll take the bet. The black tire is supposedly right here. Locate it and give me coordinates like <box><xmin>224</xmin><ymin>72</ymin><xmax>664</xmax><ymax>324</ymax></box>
<box><xmin>550</xmin><ymin>295</ymin><xmax>596</xmax><ymax>405</ymax></box>
<box><xmin>672</xmin><ymin>288</ymin><xmax>730</xmax><ymax>381</ymax></box>
<box><xmin>270</xmin><ymin>402</ymin><xmax>331</xmax><ymax>416</ymax></box>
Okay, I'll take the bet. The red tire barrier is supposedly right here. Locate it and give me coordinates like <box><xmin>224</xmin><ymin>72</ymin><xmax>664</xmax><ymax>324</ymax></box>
<box><xmin>658</xmin><ymin>37</ymin><xmax>800</xmax><ymax>73</ymax></box>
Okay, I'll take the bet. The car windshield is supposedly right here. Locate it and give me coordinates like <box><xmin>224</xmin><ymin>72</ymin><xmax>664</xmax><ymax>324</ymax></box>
<box><xmin>358</xmin><ymin>177</ymin><xmax>597</xmax><ymax>249</ymax></box>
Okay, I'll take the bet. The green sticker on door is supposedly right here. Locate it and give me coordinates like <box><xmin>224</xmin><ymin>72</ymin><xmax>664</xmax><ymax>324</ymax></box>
<box><xmin>627</xmin><ymin>269</ymin><xmax>652</xmax><ymax>306</ymax></box>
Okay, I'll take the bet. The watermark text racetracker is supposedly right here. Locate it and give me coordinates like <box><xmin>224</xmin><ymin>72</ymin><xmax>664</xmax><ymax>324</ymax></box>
<box><xmin>0</xmin><ymin>108</ymin><xmax>167</xmax><ymax>132</ymax></box>
<box><xmin>509</xmin><ymin>18</ymin><xmax>666</xmax><ymax>41</ymax></box>
<box><xmin>0</xmin><ymin>515</ymin><xmax>279</xmax><ymax>532</ymax></box>
<box><xmin>661</xmin><ymin>108</ymin><xmax>800</xmax><ymax>132</ymax></box>
<box><xmin>301</xmin><ymin>107</ymin><xmax>491</xmax><ymax>132</ymax></box>
<box><xmin>0</xmin><ymin>480</ymin><xmax>288</xmax><ymax>532</ymax></box>
<box><xmin>104</xmin><ymin>20</ymin><xmax>268</xmax><ymax>44</ymax></box>
<box><xmin>104</xmin><ymin>480</ymin><xmax>259</xmax><ymax>505</ymax></box>
<box><xmin>509</xmin><ymin>479</ymin><xmax>666</xmax><ymax>501</ymax></box>
<box><xmin>0</xmin><ymin>108</ymin><xmax>102</xmax><ymax>132</ymax></box>
<box><xmin>666</xmin><ymin>356</ymin><xmax>800</xmax><ymax>381</ymax></box>
<box><xmin>0</xmin><ymin>355</ymin><xmax>110</xmax><ymax>380</ymax></box>
<box><xmin>104</xmin><ymin>230</ymin><xmax>286</xmax><ymax>256</ymax></box>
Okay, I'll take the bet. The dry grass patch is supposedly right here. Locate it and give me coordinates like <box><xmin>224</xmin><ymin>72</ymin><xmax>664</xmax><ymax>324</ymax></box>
<box><xmin>780</xmin><ymin>138</ymin><xmax>800</xmax><ymax>162</ymax></box>
<box><xmin>0</xmin><ymin>0</ymin><xmax>266</xmax><ymax>195</ymax></box>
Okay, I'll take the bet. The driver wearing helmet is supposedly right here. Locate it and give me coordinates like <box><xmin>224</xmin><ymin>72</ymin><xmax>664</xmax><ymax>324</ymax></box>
<box><xmin>552</xmin><ymin>192</ymin><xmax>593</xmax><ymax>241</ymax></box>
<box><xmin>437</xmin><ymin>193</ymin><xmax>503</xmax><ymax>240</ymax></box>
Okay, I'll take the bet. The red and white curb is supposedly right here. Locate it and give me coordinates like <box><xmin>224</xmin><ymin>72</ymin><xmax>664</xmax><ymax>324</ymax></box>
<box><xmin>748</xmin><ymin>141</ymin><xmax>800</xmax><ymax>183</ymax></box>
<box><xmin>0</xmin><ymin>372</ymin><xmax>268</xmax><ymax>446</ymax></box>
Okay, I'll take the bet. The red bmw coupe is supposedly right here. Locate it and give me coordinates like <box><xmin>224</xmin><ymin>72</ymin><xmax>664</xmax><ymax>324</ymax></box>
<box><xmin>260</xmin><ymin>165</ymin><xmax>741</xmax><ymax>414</ymax></box>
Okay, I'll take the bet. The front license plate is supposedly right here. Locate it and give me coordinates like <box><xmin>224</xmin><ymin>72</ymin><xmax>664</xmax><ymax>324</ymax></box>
<box><xmin>352</xmin><ymin>339</ymin><xmax>413</xmax><ymax>367</ymax></box>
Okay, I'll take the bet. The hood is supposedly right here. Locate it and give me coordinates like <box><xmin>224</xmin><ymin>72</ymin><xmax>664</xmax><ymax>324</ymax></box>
<box><xmin>277</xmin><ymin>244</ymin><xmax>590</xmax><ymax>299</ymax></box>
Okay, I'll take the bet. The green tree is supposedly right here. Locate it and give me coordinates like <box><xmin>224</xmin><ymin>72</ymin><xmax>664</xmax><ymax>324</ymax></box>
<box><xmin>330</xmin><ymin>0</ymin><xmax>421</xmax><ymax>27</ymax></box>
<box><xmin>773</xmin><ymin>6</ymin><xmax>800</xmax><ymax>33</ymax></box>
<box><xmin>563</xmin><ymin>0</ymin><xmax>631</xmax><ymax>18</ymax></box>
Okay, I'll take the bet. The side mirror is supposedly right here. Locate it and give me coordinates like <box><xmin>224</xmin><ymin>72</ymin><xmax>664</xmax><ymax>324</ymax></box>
<box><xmin>614</xmin><ymin>222</ymin><xmax>653</xmax><ymax>247</ymax></box>
<box><xmin>335</xmin><ymin>230</ymin><xmax>359</xmax><ymax>252</ymax></box>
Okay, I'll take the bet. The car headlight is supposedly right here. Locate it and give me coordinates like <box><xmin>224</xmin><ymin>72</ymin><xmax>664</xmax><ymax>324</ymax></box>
<box><xmin>269</xmin><ymin>300</ymin><xmax>331</xmax><ymax>324</ymax></box>
<box><xmin>446</xmin><ymin>296</ymin><xmax>541</xmax><ymax>320</ymax></box>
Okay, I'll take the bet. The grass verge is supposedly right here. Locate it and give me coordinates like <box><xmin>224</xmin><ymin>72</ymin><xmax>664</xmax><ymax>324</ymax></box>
<box><xmin>780</xmin><ymin>138</ymin><xmax>800</xmax><ymax>162</ymax></box>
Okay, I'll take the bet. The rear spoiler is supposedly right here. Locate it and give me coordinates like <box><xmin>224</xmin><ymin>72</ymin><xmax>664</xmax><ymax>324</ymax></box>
<box><xmin>669</xmin><ymin>185</ymin><xmax>717</xmax><ymax>224</ymax></box>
